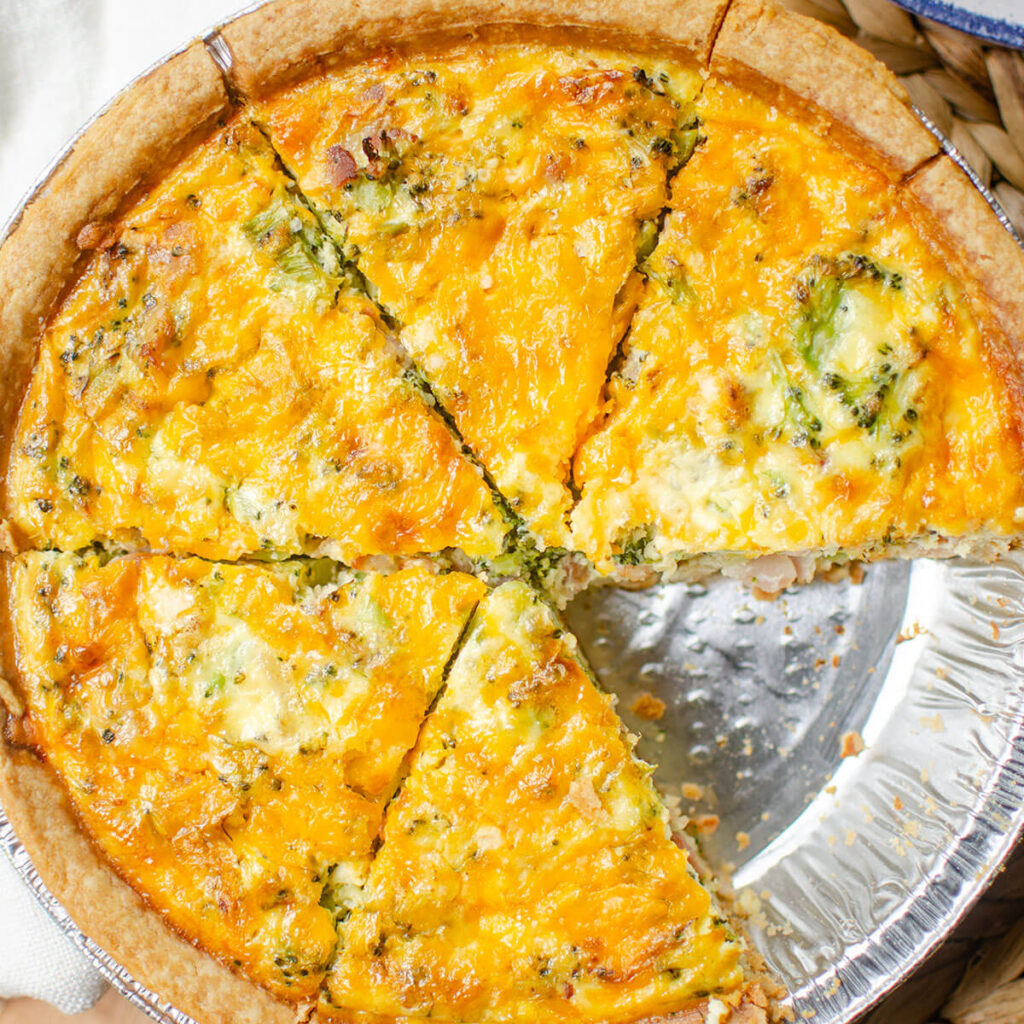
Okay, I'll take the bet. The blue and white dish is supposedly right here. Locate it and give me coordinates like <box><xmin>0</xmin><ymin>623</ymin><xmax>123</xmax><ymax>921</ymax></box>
<box><xmin>893</xmin><ymin>0</ymin><xmax>1024</xmax><ymax>49</ymax></box>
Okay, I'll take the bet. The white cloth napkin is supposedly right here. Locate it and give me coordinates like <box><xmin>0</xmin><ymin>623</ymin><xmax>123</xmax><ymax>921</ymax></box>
<box><xmin>0</xmin><ymin>0</ymin><xmax>248</xmax><ymax>1011</ymax></box>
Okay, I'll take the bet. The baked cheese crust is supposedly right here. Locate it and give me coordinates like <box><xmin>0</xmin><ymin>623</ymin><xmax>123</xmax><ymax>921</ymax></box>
<box><xmin>323</xmin><ymin>582</ymin><xmax>757</xmax><ymax>1024</ymax></box>
<box><xmin>253</xmin><ymin>42</ymin><xmax>702</xmax><ymax>549</ymax></box>
<box><xmin>571</xmin><ymin>78</ymin><xmax>1024</xmax><ymax>581</ymax></box>
<box><xmin>5</xmin><ymin>120</ymin><xmax>507</xmax><ymax>566</ymax></box>
<box><xmin>7</xmin><ymin>552</ymin><xmax>483</xmax><ymax>1000</ymax></box>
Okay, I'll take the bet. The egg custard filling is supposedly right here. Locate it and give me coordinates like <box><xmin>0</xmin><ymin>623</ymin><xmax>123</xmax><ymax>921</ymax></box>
<box><xmin>253</xmin><ymin>42</ymin><xmax>703</xmax><ymax>552</ymax></box>
<box><xmin>1</xmin><ymin>21</ymin><xmax>1023</xmax><ymax>1024</ymax></box>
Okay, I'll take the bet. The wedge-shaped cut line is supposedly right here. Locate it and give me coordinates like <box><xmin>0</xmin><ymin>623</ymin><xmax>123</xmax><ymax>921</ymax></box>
<box><xmin>571</xmin><ymin>77</ymin><xmax>1024</xmax><ymax>589</ymax></box>
<box><xmin>321</xmin><ymin>581</ymin><xmax>766</xmax><ymax>1024</ymax></box>
<box><xmin>4</xmin><ymin>118</ymin><xmax>507</xmax><ymax>566</ymax></box>
<box><xmin>6</xmin><ymin>551</ymin><xmax>485</xmax><ymax>1001</ymax></box>
<box><xmin>251</xmin><ymin>41</ymin><xmax>703</xmax><ymax>550</ymax></box>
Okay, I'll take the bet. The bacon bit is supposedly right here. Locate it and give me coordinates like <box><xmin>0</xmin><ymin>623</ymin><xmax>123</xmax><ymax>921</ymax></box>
<box><xmin>447</xmin><ymin>93</ymin><xmax>469</xmax><ymax>116</ymax></box>
<box><xmin>543</xmin><ymin>151</ymin><xmax>571</xmax><ymax>183</ymax></box>
<box><xmin>831</xmin><ymin>654</ymin><xmax>841</xmax><ymax>668</ymax></box>
<box><xmin>364</xmin><ymin>82</ymin><xmax>386</xmax><ymax>103</ymax></box>
<box><xmin>681</xmin><ymin>782</ymin><xmax>704</xmax><ymax>801</ymax></box>
<box><xmin>76</xmin><ymin>221</ymin><xmax>118</xmax><ymax>251</ymax></box>
<box><xmin>630</xmin><ymin>692</ymin><xmax>666</xmax><ymax>721</ymax></box>
<box><xmin>326</xmin><ymin>145</ymin><xmax>358</xmax><ymax>187</ymax></box>
<box><xmin>558</xmin><ymin>69</ymin><xmax>624</xmax><ymax>105</ymax></box>
<box><xmin>692</xmin><ymin>814</ymin><xmax>719</xmax><ymax>836</ymax></box>
<box><xmin>736</xmin><ymin>831</ymin><xmax>751</xmax><ymax>851</ymax></box>
<box><xmin>840</xmin><ymin>730</ymin><xmax>865</xmax><ymax>758</ymax></box>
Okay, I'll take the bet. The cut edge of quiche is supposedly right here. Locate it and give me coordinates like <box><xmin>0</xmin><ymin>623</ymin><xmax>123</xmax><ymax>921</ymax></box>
<box><xmin>317</xmin><ymin>581</ymin><xmax>778</xmax><ymax>1024</ymax></box>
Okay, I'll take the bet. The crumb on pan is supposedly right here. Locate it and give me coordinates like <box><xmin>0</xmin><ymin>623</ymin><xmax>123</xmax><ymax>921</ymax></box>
<box><xmin>630</xmin><ymin>692</ymin><xmax>667</xmax><ymax>720</ymax></box>
<box><xmin>692</xmin><ymin>814</ymin><xmax>720</xmax><ymax>836</ymax></box>
<box><xmin>840</xmin><ymin>730</ymin><xmax>865</xmax><ymax>758</ymax></box>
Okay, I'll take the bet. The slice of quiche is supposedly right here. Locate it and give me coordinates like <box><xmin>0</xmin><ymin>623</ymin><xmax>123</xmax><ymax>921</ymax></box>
<box><xmin>571</xmin><ymin>77</ymin><xmax>1024</xmax><ymax>591</ymax></box>
<box><xmin>322</xmin><ymin>581</ymin><xmax>768</xmax><ymax>1024</ymax></box>
<box><xmin>252</xmin><ymin>41</ymin><xmax>702</xmax><ymax>551</ymax></box>
<box><xmin>4</xmin><ymin>118</ymin><xmax>507</xmax><ymax>567</ymax></box>
<box><xmin>4</xmin><ymin>551</ymin><xmax>484</xmax><ymax>1001</ymax></box>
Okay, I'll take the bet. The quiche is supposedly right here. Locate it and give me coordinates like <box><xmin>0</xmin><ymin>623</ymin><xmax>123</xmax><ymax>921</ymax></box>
<box><xmin>251</xmin><ymin>42</ymin><xmax>702</xmax><ymax>551</ymax></box>
<box><xmin>6</xmin><ymin>552</ymin><xmax>484</xmax><ymax>1001</ymax></box>
<box><xmin>0</xmin><ymin>0</ymin><xmax>1022</xmax><ymax>1023</ymax></box>
<box><xmin>4</xmin><ymin>118</ymin><xmax>507</xmax><ymax>567</ymax></box>
<box><xmin>324</xmin><ymin>582</ymin><xmax>767</xmax><ymax>1024</ymax></box>
<box><xmin>570</xmin><ymin>75</ymin><xmax>1024</xmax><ymax>590</ymax></box>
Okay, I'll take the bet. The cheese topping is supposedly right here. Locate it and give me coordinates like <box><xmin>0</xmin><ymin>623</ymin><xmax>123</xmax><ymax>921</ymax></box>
<box><xmin>5</xmin><ymin>122</ymin><xmax>507</xmax><ymax>564</ymax></box>
<box><xmin>9</xmin><ymin>552</ymin><xmax>484</xmax><ymax>998</ymax></box>
<box><xmin>571</xmin><ymin>79</ymin><xmax>1024</xmax><ymax>573</ymax></box>
<box><xmin>255</xmin><ymin>42</ymin><xmax>702</xmax><ymax>547</ymax></box>
<box><xmin>324</xmin><ymin>583</ymin><xmax>745</xmax><ymax>1023</ymax></box>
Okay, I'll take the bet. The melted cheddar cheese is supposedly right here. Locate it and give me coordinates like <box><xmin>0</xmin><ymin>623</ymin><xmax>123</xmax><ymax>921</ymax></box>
<box><xmin>9</xmin><ymin>552</ymin><xmax>484</xmax><ymax>999</ymax></box>
<box><xmin>324</xmin><ymin>582</ymin><xmax>746</xmax><ymax>1023</ymax></box>
<box><xmin>571</xmin><ymin>78</ymin><xmax>1024</xmax><ymax>576</ymax></box>
<box><xmin>6</xmin><ymin>121</ymin><xmax>507</xmax><ymax>565</ymax></box>
<box><xmin>255</xmin><ymin>43</ymin><xmax>702</xmax><ymax>549</ymax></box>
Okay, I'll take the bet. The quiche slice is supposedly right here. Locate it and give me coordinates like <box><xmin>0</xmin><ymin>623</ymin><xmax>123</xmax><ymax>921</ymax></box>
<box><xmin>571</xmin><ymin>75</ymin><xmax>1024</xmax><ymax>590</ymax></box>
<box><xmin>4</xmin><ymin>117</ymin><xmax>508</xmax><ymax>567</ymax></box>
<box><xmin>251</xmin><ymin>40</ymin><xmax>702</xmax><ymax>550</ymax></box>
<box><xmin>323</xmin><ymin>582</ymin><xmax>768</xmax><ymax>1024</ymax></box>
<box><xmin>3</xmin><ymin>551</ymin><xmax>484</xmax><ymax>1001</ymax></box>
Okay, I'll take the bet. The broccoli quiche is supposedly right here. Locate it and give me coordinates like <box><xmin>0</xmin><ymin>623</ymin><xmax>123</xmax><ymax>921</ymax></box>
<box><xmin>0</xmin><ymin>0</ymin><xmax>1022</xmax><ymax>1023</ymax></box>
<box><xmin>325</xmin><ymin>582</ymin><xmax>768</xmax><ymax>1024</ymax></box>
<box><xmin>4</xmin><ymin>119</ymin><xmax>507</xmax><ymax>568</ymax></box>
<box><xmin>5</xmin><ymin>552</ymin><xmax>484</xmax><ymax>1000</ymax></box>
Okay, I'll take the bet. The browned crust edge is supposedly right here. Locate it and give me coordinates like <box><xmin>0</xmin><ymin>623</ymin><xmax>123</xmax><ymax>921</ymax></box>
<box><xmin>709</xmin><ymin>0</ymin><xmax>938</xmax><ymax>179</ymax></box>
<box><xmin>0</xmin><ymin>41</ymin><xmax>230</xmax><ymax>533</ymax></box>
<box><xmin>906</xmin><ymin>155</ymin><xmax>1024</xmax><ymax>434</ymax></box>
<box><xmin>217</xmin><ymin>0</ymin><xmax>730</xmax><ymax>95</ymax></box>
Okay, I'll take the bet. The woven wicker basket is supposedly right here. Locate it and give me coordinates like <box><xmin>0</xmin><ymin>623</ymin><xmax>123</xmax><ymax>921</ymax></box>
<box><xmin>776</xmin><ymin>5</ymin><xmax>1024</xmax><ymax>1021</ymax></box>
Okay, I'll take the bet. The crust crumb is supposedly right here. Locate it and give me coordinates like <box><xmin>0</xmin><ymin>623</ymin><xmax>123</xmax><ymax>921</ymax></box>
<box><xmin>76</xmin><ymin>221</ymin><xmax>118</xmax><ymax>251</ymax></box>
<box><xmin>631</xmin><ymin>692</ymin><xmax>666</xmax><ymax>720</ymax></box>
<box><xmin>682</xmin><ymin>782</ymin><xmax>704</xmax><ymax>800</ymax></box>
<box><xmin>840</xmin><ymin>730</ymin><xmax>865</xmax><ymax>758</ymax></box>
<box><xmin>693</xmin><ymin>813</ymin><xmax>720</xmax><ymax>835</ymax></box>
<box><xmin>736</xmin><ymin>831</ymin><xmax>750</xmax><ymax>851</ymax></box>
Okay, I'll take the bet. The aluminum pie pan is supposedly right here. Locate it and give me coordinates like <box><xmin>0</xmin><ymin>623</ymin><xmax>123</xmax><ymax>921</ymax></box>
<box><xmin>0</xmin><ymin>12</ymin><xmax>1023</xmax><ymax>1024</ymax></box>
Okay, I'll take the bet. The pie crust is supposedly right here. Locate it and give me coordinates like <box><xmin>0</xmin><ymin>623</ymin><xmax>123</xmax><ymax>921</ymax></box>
<box><xmin>0</xmin><ymin>1</ymin><xmax>1021</xmax><ymax>1022</ymax></box>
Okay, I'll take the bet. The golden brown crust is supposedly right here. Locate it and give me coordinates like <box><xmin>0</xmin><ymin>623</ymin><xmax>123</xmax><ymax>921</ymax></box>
<box><xmin>217</xmin><ymin>0</ymin><xmax>729</xmax><ymax>95</ymax></box>
<box><xmin>0</xmin><ymin>42</ymin><xmax>229</xmax><ymax>537</ymax></box>
<box><xmin>906</xmin><ymin>156</ymin><xmax>1024</xmax><ymax>433</ymax></box>
<box><xmin>709</xmin><ymin>0</ymin><xmax>938</xmax><ymax>179</ymax></box>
